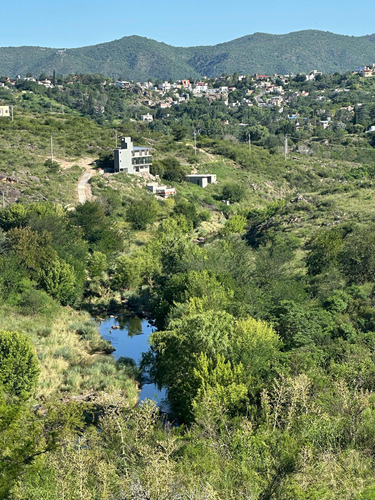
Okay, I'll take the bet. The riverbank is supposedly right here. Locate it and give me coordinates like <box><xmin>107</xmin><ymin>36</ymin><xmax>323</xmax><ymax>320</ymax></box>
<box><xmin>0</xmin><ymin>302</ymin><xmax>139</xmax><ymax>405</ymax></box>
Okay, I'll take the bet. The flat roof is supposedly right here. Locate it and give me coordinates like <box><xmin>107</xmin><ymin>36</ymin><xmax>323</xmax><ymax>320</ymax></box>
<box><xmin>186</xmin><ymin>174</ymin><xmax>215</xmax><ymax>178</ymax></box>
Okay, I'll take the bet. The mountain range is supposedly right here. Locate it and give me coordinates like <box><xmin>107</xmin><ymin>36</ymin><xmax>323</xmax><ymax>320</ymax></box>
<box><xmin>1</xmin><ymin>30</ymin><xmax>375</xmax><ymax>80</ymax></box>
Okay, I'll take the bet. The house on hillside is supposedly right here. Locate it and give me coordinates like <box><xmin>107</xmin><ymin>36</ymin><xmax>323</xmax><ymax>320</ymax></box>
<box><xmin>185</xmin><ymin>174</ymin><xmax>217</xmax><ymax>188</ymax></box>
<box><xmin>141</xmin><ymin>113</ymin><xmax>153</xmax><ymax>122</ymax></box>
<box><xmin>116</xmin><ymin>81</ymin><xmax>131</xmax><ymax>89</ymax></box>
<box><xmin>0</xmin><ymin>106</ymin><xmax>10</xmax><ymax>117</ymax></box>
<box><xmin>146</xmin><ymin>183</ymin><xmax>176</xmax><ymax>198</ymax></box>
<box><xmin>114</xmin><ymin>137</ymin><xmax>152</xmax><ymax>174</ymax></box>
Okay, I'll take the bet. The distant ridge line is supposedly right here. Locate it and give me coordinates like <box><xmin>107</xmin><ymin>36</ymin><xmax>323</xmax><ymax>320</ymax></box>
<box><xmin>1</xmin><ymin>30</ymin><xmax>375</xmax><ymax>80</ymax></box>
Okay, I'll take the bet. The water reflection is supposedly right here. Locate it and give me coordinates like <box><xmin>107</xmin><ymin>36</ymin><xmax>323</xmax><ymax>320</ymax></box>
<box><xmin>116</xmin><ymin>315</ymin><xmax>144</xmax><ymax>337</ymax></box>
<box><xmin>98</xmin><ymin>315</ymin><xmax>169</xmax><ymax>411</ymax></box>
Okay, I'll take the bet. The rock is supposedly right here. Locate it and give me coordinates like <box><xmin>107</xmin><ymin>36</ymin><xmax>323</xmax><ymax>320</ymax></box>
<box><xmin>291</xmin><ymin>194</ymin><xmax>308</xmax><ymax>203</ymax></box>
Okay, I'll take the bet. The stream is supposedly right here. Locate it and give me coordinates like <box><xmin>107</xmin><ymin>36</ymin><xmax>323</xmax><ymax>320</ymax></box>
<box><xmin>98</xmin><ymin>315</ymin><xmax>169</xmax><ymax>412</ymax></box>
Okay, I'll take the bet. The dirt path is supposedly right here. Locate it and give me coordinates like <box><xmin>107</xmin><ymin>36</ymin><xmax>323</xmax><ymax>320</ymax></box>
<box><xmin>53</xmin><ymin>156</ymin><xmax>96</xmax><ymax>204</ymax></box>
<box><xmin>197</xmin><ymin>147</ymin><xmax>215</xmax><ymax>160</ymax></box>
<box><xmin>77</xmin><ymin>168</ymin><xmax>95</xmax><ymax>204</ymax></box>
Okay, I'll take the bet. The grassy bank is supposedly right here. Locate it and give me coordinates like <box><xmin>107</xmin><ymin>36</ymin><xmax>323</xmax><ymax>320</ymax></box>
<box><xmin>0</xmin><ymin>303</ymin><xmax>139</xmax><ymax>405</ymax></box>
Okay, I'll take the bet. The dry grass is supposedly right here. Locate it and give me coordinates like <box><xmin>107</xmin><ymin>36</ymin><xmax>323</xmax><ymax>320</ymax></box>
<box><xmin>0</xmin><ymin>305</ymin><xmax>138</xmax><ymax>405</ymax></box>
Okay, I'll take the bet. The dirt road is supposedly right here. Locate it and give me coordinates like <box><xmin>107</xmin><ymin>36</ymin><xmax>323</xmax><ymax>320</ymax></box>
<box><xmin>77</xmin><ymin>169</ymin><xmax>95</xmax><ymax>203</ymax></box>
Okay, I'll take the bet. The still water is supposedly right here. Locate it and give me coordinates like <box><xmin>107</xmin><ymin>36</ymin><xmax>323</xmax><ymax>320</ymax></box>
<box><xmin>98</xmin><ymin>315</ymin><xmax>169</xmax><ymax>411</ymax></box>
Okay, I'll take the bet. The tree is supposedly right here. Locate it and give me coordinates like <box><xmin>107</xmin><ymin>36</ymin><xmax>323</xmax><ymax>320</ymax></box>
<box><xmin>222</xmin><ymin>215</ymin><xmax>247</xmax><ymax>235</ymax></box>
<box><xmin>148</xmin><ymin>310</ymin><xmax>235</xmax><ymax>421</ymax></box>
<box><xmin>151</xmin><ymin>269</ymin><xmax>233</xmax><ymax>329</ymax></box>
<box><xmin>150</xmin><ymin>160</ymin><xmax>165</xmax><ymax>177</ymax></box>
<box><xmin>114</xmin><ymin>248</ymin><xmax>161</xmax><ymax>290</ymax></box>
<box><xmin>0</xmin><ymin>204</ymin><xmax>29</xmax><ymax>231</ymax></box>
<box><xmin>340</xmin><ymin>225</ymin><xmax>375</xmax><ymax>284</ymax></box>
<box><xmin>126</xmin><ymin>198</ymin><xmax>159</xmax><ymax>230</ymax></box>
<box><xmin>173</xmin><ymin>200</ymin><xmax>209</xmax><ymax>228</ymax></box>
<box><xmin>161</xmin><ymin>157</ymin><xmax>189</xmax><ymax>182</ymax></box>
<box><xmin>306</xmin><ymin>226</ymin><xmax>348</xmax><ymax>276</ymax></box>
<box><xmin>70</xmin><ymin>201</ymin><xmax>123</xmax><ymax>254</ymax></box>
<box><xmin>192</xmin><ymin>353</ymin><xmax>248</xmax><ymax>418</ymax></box>
<box><xmin>221</xmin><ymin>183</ymin><xmax>245</xmax><ymax>203</ymax></box>
<box><xmin>172</xmin><ymin>124</ymin><xmax>189</xmax><ymax>141</ymax></box>
<box><xmin>8</xmin><ymin>227</ymin><xmax>57</xmax><ymax>274</ymax></box>
<box><xmin>0</xmin><ymin>330</ymin><xmax>39</xmax><ymax>399</ymax></box>
<box><xmin>232</xmin><ymin>317</ymin><xmax>281</xmax><ymax>385</ymax></box>
<box><xmin>88</xmin><ymin>251</ymin><xmax>108</xmax><ymax>278</ymax></box>
<box><xmin>39</xmin><ymin>258</ymin><xmax>78</xmax><ymax>305</ymax></box>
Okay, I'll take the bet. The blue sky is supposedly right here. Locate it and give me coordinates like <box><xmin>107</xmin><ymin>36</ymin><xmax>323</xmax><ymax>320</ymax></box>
<box><xmin>2</xmin><ymin>0</ymin><xmax>375</xmax><ymax>48</ymax></box>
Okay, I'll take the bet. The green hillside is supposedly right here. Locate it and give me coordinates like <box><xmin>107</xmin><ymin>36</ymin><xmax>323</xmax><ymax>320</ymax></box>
<box><xmin>1</xmin><ymin>30</ymin><xmax>375</xmax><ymax>80</ymax></box>
<box><xmin>5</xmin><ymin>70</ymin><xmax>375</xmax><ymax>497</ymax></box>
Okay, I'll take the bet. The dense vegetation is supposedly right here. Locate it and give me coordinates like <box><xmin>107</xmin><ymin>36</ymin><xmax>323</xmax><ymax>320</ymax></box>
<box><xmin>4</xmin><ymin>69</ymin><xmax>375</xmax><ymax>498</ymax></box>
<box><xmin>2</xmin><ymin>30</ymin><xmax>375</xmax><ymax>79</ymax></box>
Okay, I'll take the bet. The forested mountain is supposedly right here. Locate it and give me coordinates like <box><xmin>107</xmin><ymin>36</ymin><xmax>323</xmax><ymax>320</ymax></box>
<box><xmin>1</xmin><ymin>30</ymin><xmax>375</xmax><ymax>80</ymax></box>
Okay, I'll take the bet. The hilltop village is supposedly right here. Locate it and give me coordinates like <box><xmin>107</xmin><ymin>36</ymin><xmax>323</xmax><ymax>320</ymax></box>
<box><xmin>2</xmin><ymin>65</ymin><xmax>375</xmax><ymax>207</ymax></box>
<box><xmin>2</xmin><ymin>65</ymin><xmax>375</xmax><ymax>137</ymax></box>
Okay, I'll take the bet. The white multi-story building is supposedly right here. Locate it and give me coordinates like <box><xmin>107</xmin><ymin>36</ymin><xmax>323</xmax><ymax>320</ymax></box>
<box><xmin>114</xmin><ymin>137</ymin><xmax>152</xmax><ymax>174</ymax></box>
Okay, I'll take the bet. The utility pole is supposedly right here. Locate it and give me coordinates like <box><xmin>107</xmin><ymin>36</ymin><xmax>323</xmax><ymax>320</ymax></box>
<box><xmin>50</xmin><ymin>133</ymin><xmax>54</xmax><ymax>164</ymax></box>
<box><xmin>248</xmin><ymin>133</ymin><xmax>251</xmax><ymax>152</ymax></box>
<box><xmin>11</xmin><ymin>106</ymin><xmax>13</xmax><ymax>122</ymax></box>
<box><xmin>115</xmin><ymin>130</ymin><xmax>118</xmax><ymax>148</ymax></box>
<box><xmin>284</xmin><ymin>134</ymin><xmax>288</xmax><ymax>161</ymax></box>
<box><xmin>193</xmin><ymin>130</ymin><xmax>197</xmax><ymax>155</ymax></box>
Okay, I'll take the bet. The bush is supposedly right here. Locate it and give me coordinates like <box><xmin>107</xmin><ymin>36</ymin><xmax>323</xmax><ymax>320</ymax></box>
<box><xmin>162</xmin><ymin>158</ymin><xmax>189</xmax><ymax>182</ymax></box>
<box><xmin>126</xmin><ymin>198</ymin><xmax>159</xmax><ymax>230</ymax></box>
<box><xmin>39</xmin><ymin>258</ymin><xmax>78</xmax><ymax>305</ymax></box>
<box><xmin>221</xmin><ymin>183</ymin><xmax>245</xmax><ymax>203</ymax></box>
<box><xmin>222</xmin><ymin>215</ymin><xmax>247</xmax><ymax>235</ymax></box>
<box><xmin>44</xmin><ymin>159</ymin><xmax>60</xmax><ymax>172</ymax></box>
<box><xmin>19</xmin><ymin>289</ymin><xmax>58</xmax><ymax>316</ymax></box>
<box><xmin>150</xmin><ymin>160</ymin><xmax>165</xmax><ymax>177</ymax></box>
<box><xmin>173</xmin><ymin>200</ymin><xmax>209</xmax><ymax>228</ymax></box>
<box><xmin>0</xmin><ymin>330</ymin><xmax>39</xmax><ymax>399</ymax></box>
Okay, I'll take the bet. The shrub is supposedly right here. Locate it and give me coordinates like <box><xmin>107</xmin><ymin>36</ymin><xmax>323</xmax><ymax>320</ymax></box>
<box><xmin>150</xmin><ymin>160</ymin><xmax>165</xmax><ymax>177</ymax></box>
<box><xmin>44</xmin><ymin>159</ymin><xmax>60</xmax><ymax>172</ymax></box>
<box><xmin>162</xmin><ymin>158</ymin><xmax>189</xmax><ymax>182</ymax></box>
<box><xmin>222</xmin><ymin>215</ymin><xmax>247</xmax><ymax>235</ymax></box>
<box><xmin>19</xmin><ymin>289</ymin><xmax>58</xmax><ymax>316</ymax></box>
<box><xmin>126</xmin><ymin>198</ymin><xmax>159</xmax><ymax>230</ymax></box>
<box><xmin>0</xmin><ymin>330</ymin><xmax>39</xmax><ymax>399</ymax></box>
<box><xmin>39</xmin><ymin>258</ymin><xmax>78</xmax><ymax>305</ymax></box>
<box><xmin>221</xmin><ymin>183</ymin><xmax>245</xmax><ymax>203</ymax></box>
